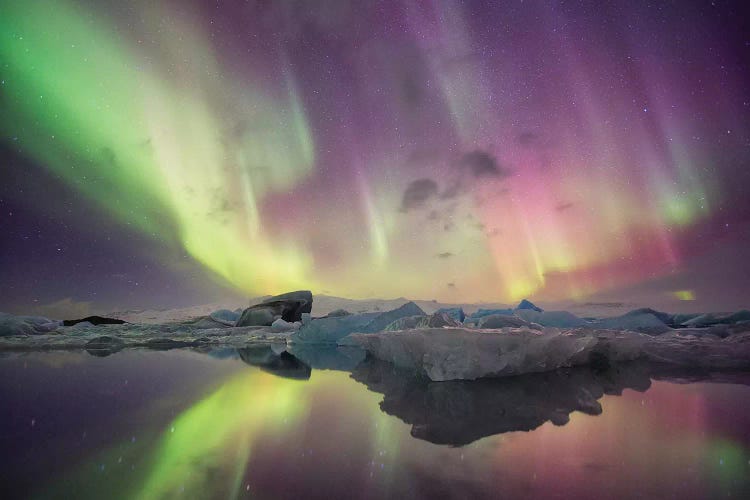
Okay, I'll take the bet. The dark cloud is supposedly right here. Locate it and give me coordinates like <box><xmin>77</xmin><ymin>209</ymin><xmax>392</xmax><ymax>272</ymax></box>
<box><xmin>459</xmin><ymin>151</ymin><xmax>511</xmax><ymax>179</ymax></box>
<box><xmin>436</xmin><ymin>252</ymin><xmax>454</xmax><ymax>259</ymax></box>
<box><xmin>555</xmin><ymin>202</ymin><xmax>574</xmax><ymax>212</ymax></box>
<box><xmin>400</xmin><ymin>178</ymin><xmax>439</xmax><ymax>212</ymax></box>
<box><xmin>447</xmin><ymin>282</ymin><xmax>456</xmax><ymax>288</ymax></box>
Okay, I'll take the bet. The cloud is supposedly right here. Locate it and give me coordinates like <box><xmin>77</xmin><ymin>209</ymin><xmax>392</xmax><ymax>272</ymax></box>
<box><xmin>400</xmin><ymin>178</ymin><xmax>439</xmax><ymax>212</ymax></box>
<box><xmin>436</xmin><ymin>252</ymin><xmax>454</xmax><ymax>259</ymax></box>
<box><xmin>447</xmin><ymin>282</ymin><xmax>456</xmax><ymax>288</ymax></box>
<box><xmin>459</xmin><ymin>150</ymin><xmax>511</xmax><ymax>179</ymax></box>
<box><xmin>555</xmin><ymin>201</ymin><xmax>574</xmax><ymax>212</ymax></box>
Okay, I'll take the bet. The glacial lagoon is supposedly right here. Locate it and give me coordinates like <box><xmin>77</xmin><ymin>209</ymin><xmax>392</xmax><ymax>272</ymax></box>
<box><xmin>1</xmin><ymin>348</ymin><xmax>749</xmax><ymax>499</ymax></box>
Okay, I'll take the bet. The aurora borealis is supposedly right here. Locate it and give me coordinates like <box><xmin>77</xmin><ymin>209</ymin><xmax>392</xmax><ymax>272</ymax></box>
<box><xmin>1</xmin><ymin>0</ymin><xmax>749</xmax><ymax>312</ymax></box>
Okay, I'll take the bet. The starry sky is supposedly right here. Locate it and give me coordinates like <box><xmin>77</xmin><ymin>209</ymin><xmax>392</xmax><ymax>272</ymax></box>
<box><xmin>1</xmin><ymin>0</ymin><xmax>749</xmax><ymax>315</ymax></box>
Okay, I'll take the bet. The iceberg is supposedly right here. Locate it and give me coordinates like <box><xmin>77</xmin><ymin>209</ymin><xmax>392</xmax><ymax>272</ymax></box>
<box><xmin>593</xmin><ymin>311</ymin><xmax>671</xmax><ymax>334</ymax></box>
<box><xmin>209</xmin><ymin>309</ymin><xmax>241</xmax><ymax>326</ymax></box>
<box><xmin>383</xmin><ymin>312</ymin><xmax>461</xmax><ymax>331</ymax></box>
<box><xmin>350</xmin><ymin>358</ymin><xmax>656</xmax><ymax>445</ymax></box>
<box><xmin>350</xmin><ymin>327</ymin><xmax>750</xmax><ymax>381</ymax></box>
<box><xmin>0</xmin><ymin>313</ymin><xmax>60</xmax><ymax>336</ymax></box>
<box><xmin>289</xmin><ymin>312</ymin><xmax>380</xmax><ymax>345</ymax></box>
<box><xmin>476</xmin><ymin>314</ymin><xmax>538</xmax><ymax>329</ymax></box>
<box><xmin>290</xmin><ymin>302</ymin><xmax>425</xmax><ymax>344</ymax></box>
<box><xmin>436</xmin><ymin>307</ymin><xmax>466</xmax><ymax>323</ymax></box>
<box><xmin>515</xmin><ymin>299</ymin><xmax>543</xmax><ymax>312</ymax></box>
<box><xmin>514</xmin><ymin>309</ymin><xmax>588</xmax><ymax>327</ymax></box>
<box><xmin>350</xmin><ymin>357</ymin><xmax>750</xmax><ymax>445</ymax></box>
<box><xmin>465</xmin><ymin>308</ymin><xmax>514</xmax><ymax>323</ymax></box>
<box><xmin>349</xmin><ymin>327</ymin><xmax>649</xmax><ymax>381</ymax></box>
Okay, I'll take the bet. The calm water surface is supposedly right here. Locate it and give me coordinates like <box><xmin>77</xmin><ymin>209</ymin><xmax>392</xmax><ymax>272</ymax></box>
<box><xmin>1</xmin><ymin>348</ymin><xmax>749</xmax><ymax>499</ymax></box>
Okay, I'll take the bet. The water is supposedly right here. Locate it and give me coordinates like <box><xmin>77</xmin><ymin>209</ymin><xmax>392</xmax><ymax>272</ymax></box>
<box><xmin>1</xmin><ymin>348</ymin><xmax>749</xmax><ymax>499</ymax></box>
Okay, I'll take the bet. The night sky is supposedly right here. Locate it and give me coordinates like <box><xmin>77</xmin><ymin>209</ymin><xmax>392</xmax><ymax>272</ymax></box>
<box><xmin>1</xmin><ymin>0</ymin><xmax>749</xmax><ymax>315</ymax></box>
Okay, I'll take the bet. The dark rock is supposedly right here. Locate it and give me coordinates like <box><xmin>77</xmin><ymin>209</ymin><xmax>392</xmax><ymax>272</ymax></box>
<box><xmin>63</xmin><ymin>316</ymin><xmax>126</xmax><ymax>326</ymax></box>
<box><xmin>262</xmin><ymin>290</ymin><xmax>313</xmax><ymax>311</ymax></box>
<box><xmin>237</xmin><ymin>290</ymin><xmax>313</xmax><ymax>326</ymax></box>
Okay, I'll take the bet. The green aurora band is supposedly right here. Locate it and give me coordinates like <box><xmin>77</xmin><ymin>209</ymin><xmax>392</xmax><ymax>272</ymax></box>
<box><xmin>1</xmin><ymin>0</ymin><xmax>316</xmax><ymax>295</ymax></box>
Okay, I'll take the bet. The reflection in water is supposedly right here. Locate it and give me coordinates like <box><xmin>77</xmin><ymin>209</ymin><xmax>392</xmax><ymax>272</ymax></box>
<box><xmin>118</xmin><ymin>368</ymin><xmax>312</xmax><ymax>499</ymax></box>
<box><xmin>351</xmin><ymin>359</ymin><xmax>653</xmax><ymax>445</ymax></box>
<box><xmin>287</xmin><ymin>345</ymin><xmax>366</xmax><ymax>372</ymax></box>
<box><xmin>1</xmin><ymin>349</ymin><xmax>748</xmax><ymax>499</ymax></box>
<box><xmin>351</xmin><ymin>358</ymin><xmax>750</xmax><ymax>446</ymax></box>
<box><xmin>237</xmin><ymin>346</ymin><xmax>312</xmax><ymax>380</ymax></box>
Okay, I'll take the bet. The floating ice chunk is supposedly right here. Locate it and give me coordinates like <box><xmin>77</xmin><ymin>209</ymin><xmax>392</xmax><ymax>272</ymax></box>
<box><xmin>477</xmin><ymin>314</ymin><xmax>538</xmax><ymax>329</ymax></box>
<box><xmin>290</xmin><ymin>302</ymin><xmax>424</xmax><ymax>344</ymax></box>
<box><xmin>594</xmin><ymin>312</ymin><xmax>671</xmax><ymax>334</ymax></box>
<box><xmin>436</xmin><ymin>307</ymin><xmax>466</xmax><ymax>323</ymax></box>
<box><xmin>290</xmin><ymin>312</ymin><xmax>379</xmax><ymax>344</ymax></box>
<box><xmin>271</xmin><ymin>318</ymin><xmax>298</xmax><ymax>333</ymax></box>
<box><xmin>682</xmin><ymin>310</ymin><xmax>750</xmax><ymax>328</ymax></box>
<box><xmin>352</xmin><ymin>327</ymin><xmax>750</xmax><ymax>381</ymax></box>
<box><xmin>69</xmin><ymin>321</ymin><xmax>95</xmax><ymax>329</ymax></box>
<box><xmin>0</xmin><ymin>313</ymin><xmax>58</xmax><ymax>336</ymax></box>
<box><xmin>350</xmin><ymin>328</ymin><xmax>649</xmax><ymax>381</ymax></box>
<box><xmin>361</xmin><ymin>302</ymin><xmax>425</xmax><ymax>333</ymax></box>
<box><xmin>209</xmin><ymin>309</ymin><xmax>240</xmax><ymax>326</ymax></box>
<box><xmin>383</xmin><ymin>312</ymin><xmax>461</xmax><ymax>331</ymax></box>
<box><xmin>466</xmin><ymin>308</ymin><xmax>514</xmax><ymax>323</ymax></box>
<box><xmin>515</xmin><ymin>299</ymin><xmax>543</xmax><ymax>312</ymax></box>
